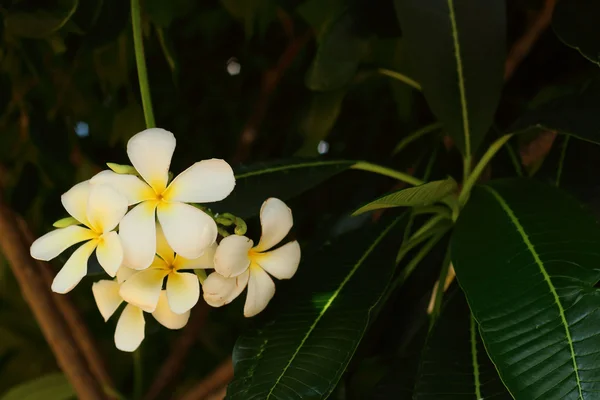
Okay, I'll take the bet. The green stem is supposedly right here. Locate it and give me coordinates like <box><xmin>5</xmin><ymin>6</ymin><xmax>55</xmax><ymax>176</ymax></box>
<box><xmin>378</xmin><ymin>68</ymin><xmax>422</xmax><ymax>91</ymax></box>
<box><xmin>556</xmin><ymin>135</ymin><xmax>570</xmax><ymax>187</ymax></box>
<box><xmin>131</xmin><ymin>0</ymin><xmax>156</xmax><ymax>128</ymax></box>
<box><xmin>458</xmin><ymin>134</ymin><xmax>513</xmax><ymax>205</ymax></box>
<box><xmin>351</xmin><ymin>161</ymin><xmax>424</xmax><ymax>186</ymax></box>
<box><xmin>396</xmin><ymin>224</ymin><xmax>449</xmax><ymax>264</ymax></box>
<box><xmin>428</xmin><ymin>247</ymin><xmax>452</xmax><ymax>329</ymax></box>
<box><xmin>410</xmin><ymin>214</ymin><xmax>448</xmax><ymax>240</ymax></box>
<box><xmin>133</xmin><ymin>349</ymin><xmax>143</xmax><ymax>400</ymax></box>
<box><xmin>393</xmin><ymin>230</ymin><xmax>447</xmax><ymax>288</ymax></box>
<box><xmin>504</xmin><ymin>140</ymin><xmax>523</xmax><ymax>177</ymax></box>
<box><xmin>393</xmin><ymin>122</ymin><xmax>443</xmax><ymax>155</ymax></box>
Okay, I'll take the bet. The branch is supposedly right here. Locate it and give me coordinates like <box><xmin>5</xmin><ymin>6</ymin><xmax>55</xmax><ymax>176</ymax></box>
<box><xmin>0</xmin><ymin>202</ymin><xmax>108</xmax><ymax>399</ymax></box>
<box><xmin>177</xmin><ymin>358</ymin><xmax>233</xmax><ymax>400</ymax></box>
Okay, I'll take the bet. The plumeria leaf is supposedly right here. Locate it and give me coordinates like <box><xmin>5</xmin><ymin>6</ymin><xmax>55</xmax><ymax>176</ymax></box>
<box><xmin>352</xmin><ymin>177</ymin><xmax>457</xmax><ymax>216</ymax></box>
<box><xmin>552</xmin><ymin>0</ymin><xmax>600</xmax><ymax>66</ymax></box>
<box><xmin>451</xmin><ymin>178</ymin><xmax>600</xmax><ymax>399</ymax></box>
<box><xmin>212</xmin><ymin>159</ymin><xmax>354</xmax><ymax>218</ymax></box>
<box><xmin>0</xmin><ymin>373</ymin><xmax>74</xmax><ymax>400</ymax></box>
<box><xmin>52</xmin><ymin>216</ymin><xmax>79</xmax><ymax>228</ymax></box>
<box><xmin>227</xmin><ymin>214</ymin><xmax>407</xmax><ymax>399</ymax></box>
<box><xmin>394</xmin><ymin>0</ymin><xmax>505</xmax><ymax>156</ymax></box>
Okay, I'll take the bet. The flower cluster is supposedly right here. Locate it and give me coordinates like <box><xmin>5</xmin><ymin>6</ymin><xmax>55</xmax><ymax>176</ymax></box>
<box><xmin>30</xmin><ymin>128</ymin><xmax>301</xmax><ymax>351</ymax></box>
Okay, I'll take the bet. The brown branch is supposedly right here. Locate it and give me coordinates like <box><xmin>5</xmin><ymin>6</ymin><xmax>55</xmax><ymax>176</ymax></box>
<box><xmin>177</xmin><ymin>358</ymin><xmax>233</xmax><ymax>400</ymax></box>
<box><xmin>0</xmin><ymin>202</ymin><xmax>108</xmax><ymax>400</ymax></box>
<box><xmin>143</xmin><ymin>303</ymin><xmax>210</xmax><ymax>400</ymax></box>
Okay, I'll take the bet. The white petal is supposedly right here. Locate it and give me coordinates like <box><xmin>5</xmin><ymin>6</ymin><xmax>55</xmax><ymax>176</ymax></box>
<box><xmin>202</xmin><ymin>270</ymin><xmax>249</xmax><ymax>307</ymax></box>
<box><xmin>213</xmin><ymin>235</ymin><xmax>252</xmax><ymax>278</ymax></box>
<box><xmin>114</xmin><ymin>304</ymin><xmax>145</xmax><ymax>352</ymax></box>
<box><xmin>91</xmin><ymin>170</ymin><xmax>155</xmax><ymax>205</ymax></box>
<box><xmin>30</xmin><ymin>226</ymin><xmax>96</xmax><ymax>261</ymax></box>
<box><xmin>92</xmin><ymin>280</ymin><xmax>123</xmax><ymax>321</ymax></box>
<box><xmin>255</xmin><ymin>198</ymin><xmax>294</xmax><ymax>252</ymax></box>
<box><xmin>116</xmin><ymin>266</ymin><xmax>137</xmax><ymax>283</ymax></box>
<box><xmin>166</xmin><ymin>272</ymin><xmax>200</xmax><ymax>314</ymax></box>
<box><xmin>119</xmin><ymin>268</ymin><xmax>168</xmax><ymax>312</ymax></box>
<box><xmin>244</xmin><ymin>266</ymin><xmax>275</xmax><ymax>317</ymax></box>
<box><xmin>119</xmin><ymin>201</ymin><xmax>158</xmax><ymax>270</ymax></box>
<box><xmin>174</xmin><ymin>242</ymin><xmax>216</xmax><ymax>270</ymax></box>
<box><xmin>254</xmin><ymin>241</ymin><xmax>301</xmax><ymax>280</ymax></box>
<box><xmin>96</xmin><ymin>231</ymin><xmax>123</xmax><ymax>277</ymax></box>
<box><xmin>51</xmin><ymin>239</ymin><xmax>98</xmax><ymax>294</ymax></box>
<box><xmin>86</xmin><ymin>184</ymin><xmax>129</xmax><ymax>233</ymax></box>
<box><xmin>155</xmin><ymin>223</ymin><xmax>175</xmax><ymax>265</ymax></box>
<box><xmin>152</xmin><ymin>291</ymin><xmax>190</xmax><ymax>329</ymax></box>
<box><xmin>163</xmin><ymin>159</ymin><xmax>235</xmax><ymax>203</ymax></box>
<box><xmin>157</xmin><ymin>202</ymin><xmax>217</xmax><ymax>260</ymax></box>
<box><xmin>61</xmin><ymin>181</ymin><xmax>91</xmax><ymax>226</ymax></box>
<box><xmin>127</xmin><ymin>128</ymin><xmax>175</xmax><ymax>193</ymax></box>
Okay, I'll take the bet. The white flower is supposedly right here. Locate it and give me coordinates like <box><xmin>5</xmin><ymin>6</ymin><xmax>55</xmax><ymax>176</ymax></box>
<box><xmin>119</xmin><ymin>223</ymin><xmax>216</xmax><ymax>315</ymax></box>
<box><xmin>91</xmin><ymin>128</ymin><xmax>235</xmax><ymax>270</ymax></box>
<box><xmin>203</xmin><ymin>198</ymin><xmax>301</xmax><ymax>317</ymax></box>
<box><xmin>30</xmin><ymin>181</ymin><xmax>128</xmax><ymax>293</ymax></box>
<box><xmin>92</xmin><ymin>267</ymin><xmax>190</xmax><ymax>352</ymax></box>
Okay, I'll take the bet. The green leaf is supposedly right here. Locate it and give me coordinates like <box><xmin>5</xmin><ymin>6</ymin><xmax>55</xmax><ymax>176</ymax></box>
<box><xmin>509</xmin><ymin>78</ymin><xmax>600</xmax><ymax>145</ymax></box>
<box><xmin>552</xmin><ymin>0</ymin><xmax>600</xmax><ymax>65</ymax></box>
<box><xmin>451</xmin><ymin>178</ymin><xmax>600</xmax><ymax>399</ymax></box>
<box><xmin>394</xmin><ymin>0</ymin><xmax>505</xmax><ymax>156</ymax></box>
<box><xmin>4</xmin><ymin>0</ymin><xmax>79</xmax><ymax>39</ymax></box>
<box><xmin>52</xmin><ymin>216</ymin><xmax>78</xmax><ymax>228</ymax></box>
<box><xmin>1</xmin><ymin>373</ymin><xmax>75</xmax><ymax>400</ymax></box>
<box><xmin>352</xmin><ymin>177</ymin><xmax>457</xmax><ymax>216</ymax></box>
<box><xmin>227</xmin><ymin>215</ymin><xmax>407</xmax><ymax>399</ymax></box>
<box><xmin>305</xmin><ymin>13</ymin><xmax>368</xmax><ymax>92</ymax></box>
<box><xmin>212</xmin><ymin>159</ymin><xmax>354</xmax><ymax>218</ymax></box>
<box><xmin>413</xmin><ymin>288</ymin><xmax>511</xmax><ymax>399</ymax></box>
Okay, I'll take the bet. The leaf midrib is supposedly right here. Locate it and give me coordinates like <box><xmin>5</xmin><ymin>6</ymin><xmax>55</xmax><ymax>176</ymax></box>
<box><xmin>484</xmin><ymin>186</ymin><xmax>583</xmax><ymax>399</ymax></box>
<box><xmin>235</xmin><ymin>160</ymin><xmax>352</xmax><ymax>179</ymax></box>
<box><xmin>265</xmin><ymin>216</ymin><xmax>403</xmax><ymax>399</ymax></box>
<box><xmin>470</xmin><ymin>314</ymin><xmax>482</xmax><ymax>399</ymax></box>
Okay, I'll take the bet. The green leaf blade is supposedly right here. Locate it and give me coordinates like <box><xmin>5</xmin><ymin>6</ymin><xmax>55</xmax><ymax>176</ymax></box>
<box><xmin>451</xmin><ymin>179</ymin><xmax>600</xmax><ymax>399</ymax></box>
<box><xmin>1</xmin><ymin>373</ymin><xmax>74</xmax><ymax>400</ymax></box>
<box><xmin>552</xmin><ymin>0</ymin><xmax>600</xmax><ymax>66</ymax></box>
<box><xmin>227</xmin><ymin>215</ymin><xmax>407</xmax><ymax>399</ymax></box>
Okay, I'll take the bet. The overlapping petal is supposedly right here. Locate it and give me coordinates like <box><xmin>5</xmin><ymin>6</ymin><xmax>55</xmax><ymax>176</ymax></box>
<box><xmin>119</xmin><ymin>201</ymin><xmax>159</xmax><ymax>270</ymax></box>
<box><xmin>92</xmin><ymin>280</ymin><xmax>123</xmax><ymax>321</ymax></box>
<box><xmin>255</xmin><ymin>198</ymin><xmax>293</xmax><ymax>252</ymax></box>
<box><xmin>203</xmin><ymin>270</ymin><xmax>249</xmax><ymax>307</ymax></box>
<box><xmin>51</xmin><ymin>239</ymin><xmax>98</xmax><ymax>294</ymax></box>
<box><xmin>86</xmin><ymin>184</ymin><xmax>128</xmax><ymax>233</ymax></box>
<box><xmin>163</xmin><ymin>159</ymin><xmax>235</xmax><ymax>203</ymax></box>
<box><xmin>30</xmin><ymin>226</ymin><xmax>96</xmax><ymax>261</ymax></box>
<box><xmin>127</xmin><ymin>128</ymin><xmax>175</xmax><ymax>193</ymax></box>
<box><xmin>254</xmin><ymin>241</ymin><xmax>301</xmax><ymax>280</ymax></box>
<box><xmin>157</xmin><ymin>202</ymin><xmax>217</xmax><ymax>260</ymax></box>
<box><xmin>115</xmin><ymin>304</ymin><xmax>145</xmax><ymax>352</ymax></box>
<box><xmin>96</xmin><ymin>231</ymin><xmax>123</xmax><ymax>277</ymax></box>
<box><xmin>152</xmin><ymin>291</ymin><xmax>190</xmax><ymax>329</ymax></box>
<box><xmin>61</xmin><ymin>181</ymin><xmax>91</xmax><ymax>227</ymax></box>
<box><xmin>244</xmin><ymin>266</ymin><xmax>275</xmax><ymax>317</ymax></box>
<box><xmin>90</xmin><ymin>170</ymin><xmax>155</xmax><ymax>205</ymax></box>
<box><xmin>116</xmin><ymin>266</ymin><xmax>137</xmax><ymax>284</ymax></box>
<box><xmin>213</xmin><ymin>235</ymin><xmax>253</xmax><ymax>278</ymax></box>
<box><xmin>166</xmin><ymin>272</ymin><xmax>200</xmax><ymax>314</ymax></box>
<box><xmin>174</xmin><ymin>242</ymin><xmax>216</xmax><ymax>270</ymax></box>
<box><xmin>155</xmin><ymin>224</ymin><xmax>175</xmax><ymax>265</ymax></box>
<box><xmin>119</xmin><ymin>268</ymin><xmax>168</xmax><ymax>312</ymax></box>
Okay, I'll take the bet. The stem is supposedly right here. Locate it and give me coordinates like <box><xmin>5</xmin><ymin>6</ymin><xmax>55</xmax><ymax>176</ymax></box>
<box><xmin>133</xmin><ymin>348</ymin><xmax>143</xmax><ymax>400</ymax></box>
<box><xmin>458</xmin><ymin>134</ymin><xmax>513</xmax><ymax>205</ymax></box>
<box><xmin>396</xmin><ymin>224</ymin><xmax>449</xmax><ymax>264</ymax></box>
<box><xmin>504</xmin><ymin>140</ymin><xmax>523</xmax><ymax>177</ymax></box>
<box><xmin>131</xmin><ymin>0</ymin><xmax>156</xmax><ymax>128</ymax></box>
<box><xmin>410</xmin><ymin>213</ymin><xmax>449</xmax><ymax>241</ymax></box>
<box><xmin>378</xmin><ymin>68</ymin><xmax>422</xmax><ymax>91</ymax></box>
<box><xmin>428</xmin><ymin>247</ymin><xmax>452</xmax><ymax>328</ymax></box>
<box><xmin>393</xmin><ymin>122</ymin><xmax>443</xmax><ymax>155</ymax></box>
<box><xmin>556</xmin><ymin>135</ymin><xmax>570</xmax><ymax>187</ymax></box>
<box><xmin>351</xmin><ymin>161</ymin><xmax>424</xmax><ymax>186</ymax></box>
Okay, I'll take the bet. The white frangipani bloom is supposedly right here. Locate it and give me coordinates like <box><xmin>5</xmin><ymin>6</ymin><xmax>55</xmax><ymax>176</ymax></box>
<box><xmin>119</xmin><ymin>224</ymin><xmax>216</xmax><ymax>315</ymax></box>
<box><xmin>91</xmin><ymin>128</ymin><xmax>235</xmax><ymax>270</ymax></box>
<box><xmin>92</xmin><ymin>266</ymin><xmax>190</xmax><ymax>352</ymax></box>
<box><xmin>30</xmin><ymin>181</ymin><xmax>128</xmax><ymax>293</ymax></box>
<box><xmin>203</xmin><ymin>198</ymin><xmax>301</xmax><ymax>317</ymax></box>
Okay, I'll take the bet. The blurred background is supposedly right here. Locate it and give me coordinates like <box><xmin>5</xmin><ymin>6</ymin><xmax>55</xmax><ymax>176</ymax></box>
<box><xmin>0</xmin><ymin>0</ymin><xmax>599</xmax><ymax>398</ymax></box>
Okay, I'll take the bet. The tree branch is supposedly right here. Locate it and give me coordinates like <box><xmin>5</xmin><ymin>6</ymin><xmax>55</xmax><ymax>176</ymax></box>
<box><xmin>177</xmin><ymin>358</ymin><xmax>233</xmax><ymax>400</ymax></box>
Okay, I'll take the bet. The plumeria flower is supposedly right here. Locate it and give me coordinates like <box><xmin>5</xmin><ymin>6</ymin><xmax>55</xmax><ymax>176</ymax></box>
<box><xmin>91</xmin><ymin>128</ymin><xmax>235</xmax><ymax>270</ymax></box>
<box><xmin>30</xmin><ymin>181</ymin><xmax>128</xmax><ymax>293</ymax></box>
<box><xmin>92</xmin><ymin>267</ymin><xmax>189</xmax><ymax>352</ymax></box>
<box><xmin>203</xmin><ymin>198</ymin><xmax>301</xmax><ymax>317</ymax></box>
<box><xmin>119</xmin><ymin>224</ymin><xmax>216</xmax><ymax>315</ymax></box>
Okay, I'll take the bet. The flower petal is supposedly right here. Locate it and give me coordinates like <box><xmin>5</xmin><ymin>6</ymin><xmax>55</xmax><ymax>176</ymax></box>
<box><xmin>157</xmin><ymin>202</ymin><xmax>217</xmax><ymax>260</ymax></box>
<box><xmin>92</xmin><ymin>280</ymin><xmax>123</xmax><ymax>321</ymax></box>
<box><xmin>254</xmin><ymin>198</ymin><xmax>294</xmax><ymax>252</ymax></box>
<box><xmin>202</xmin><ymin>270</ymin><xmax>249</xmax><ymax>307</ymax></box>
<box><xmin>254</xmin><ymin>241</ymin><xmax>301</xmax><ymax>280</ymax></box>
<box><xmin>115</xmin><ymin>304</ymin><xmax>145</xmax><ymax>352</ymax></box>
<box><xmin>119</xmin><ymin>201</ymin><xmax>158</xmax><ymax>270</ymax></box>
<box><xmin>30</xmin><ymin>226</ymin><xmax>96</xmax><ymax>261</ymax></box>
<box><xmin>116</xmin><ymin>266</ymin><xmax>137</xmax><ymax>283</ymax></box>
<box><xmin>155</xmin><ymin>223</ymin><xmax>175</xmax><ymax>265</ymax></box>
<box><xmin>61</xmin><ymin>181</ymin><xmax>91</xmax><ymax>226</ymax></box>
<box><xmin>213</xmin><ymin>235</ymin><xmax>252</xmax><ymax>278</ymax></box>
<box><xmin>152</xmin><ymin>291</ymin><xmax>190</xmax><ymax>329</ymax></box>
<box><xmin>86</xmin><ymin>184</ymin><xmax>128</xmax><ymax>233</ymax></box>
<box><xmin>127</xmin><ymin>128</ymin><xmax>175</xmax><ymax>193</ymax></box>
<box><xmin>174</xmin><ymin>242</ymin><xmax>216</xmax><ymax>270</ymax></box>
<box><xmin>51</xmin><ymin>239</ymin><xmax>98</xmax><ymax>294</ymax></box>
<box><xmin>244</xmin><ymin>265</ymin><xmax>275</xmax><ymax>317</ymax></box>
<box><xmin>96</xmin><ymin>231</ymin><xmax>123</xmax><ymax>277</ymax></box>
<box><xmin>166</xmin><ymin>272</ymin><xmax>200</xmax><ymax>314</ymax></box>
<box><xmin>163</xmin><ymin>159</ymin><xmax>235</xmax><ymax>203</ymax></box>
<box><xmin>119</xmin><ymin>268</ymin><xmax>168</xmax><ymax>312</ymax></box>
<box><xmin>91</xmin><ymin>170</ymin><xmax>155</xmax><ymax>205</ymax></box>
